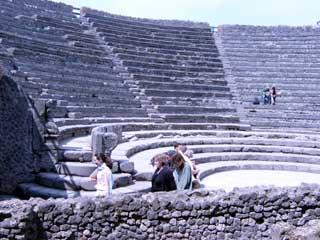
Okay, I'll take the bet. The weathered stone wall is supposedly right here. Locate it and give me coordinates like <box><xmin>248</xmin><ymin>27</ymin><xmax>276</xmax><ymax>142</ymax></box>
<box><xmin>0</xmin><ymin>73</ymin><xmax>35</xmax><ymax>194</ymax></box>
<box><xmin>1</xmin><ymin>185</ymin><xmax>320</xmax><ymax>239</ymax></box>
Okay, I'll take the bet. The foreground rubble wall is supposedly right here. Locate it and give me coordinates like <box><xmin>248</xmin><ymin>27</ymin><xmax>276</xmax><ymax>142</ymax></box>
<box><xmin>1</xmin><ymin>185</ymin><xmax>320</xmax><ymax>239</ymax></box>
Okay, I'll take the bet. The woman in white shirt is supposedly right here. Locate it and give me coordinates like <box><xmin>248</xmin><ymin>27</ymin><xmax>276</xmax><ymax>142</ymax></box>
<box><xmin>90</xmin><ymin>153</ymin><xmax>113</xmax><ymax>197</ymax></box>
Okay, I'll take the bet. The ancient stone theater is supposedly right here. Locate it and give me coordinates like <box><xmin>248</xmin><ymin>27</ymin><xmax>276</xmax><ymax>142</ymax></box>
<box><xmin>1</xmin><ymin>0</ymin><xmax>320</xmax><ymax>239</ymax></box>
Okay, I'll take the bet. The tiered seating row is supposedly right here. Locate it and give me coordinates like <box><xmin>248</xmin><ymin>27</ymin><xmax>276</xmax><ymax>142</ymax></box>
<box><xmin>217</xmin><ymin>25</ymin><xmax>320</xmax><ymax>132</ymax></box>
<box><xmin>0</xmin><ymin>1</ymin><xmax>148</xmax><ymax>120</ymax></box>
<box><xmin>83</xmin><ymin>9</ymin><xmax>241</xmax><ymax>125</ymax></box>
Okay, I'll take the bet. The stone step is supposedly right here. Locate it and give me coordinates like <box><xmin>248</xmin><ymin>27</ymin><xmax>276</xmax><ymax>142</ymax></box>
<box><xmin>223</xmin><ymin>56</ymin><xmax>320</xmax><ymax>64</ymax></box>
<box><xmin>96</xmin><ymin>24</ymin><xmax>215</xmax><ymax>43</ymax></box>
<box><xmin>113</xmin><ymin>47</ymin><xmax>220</xmax><ymax>61</ymax></box>
<box><xmin>144</xmin><ymin>89</ymin><xmax>232</xmax><ymax>98</ymax></box>
<box><xmin>36</xmin><ymin>172</ymin><xmax>133</xmax><ymax>191</ymax></box>
<box><xmin>229</xmin><ymin>83</ymin><xmax>320</xmax><ymax>91</ymax></box>
<box><xmin>32</xmin><ymin>93</ymin><xmax>141</xmax><ymax>107</ymax></box>
<box><xmin>237</xmin><ymin>89</ymin><xmax>320</xmax><ymax>97</ymax></box>
<box><xmin>242</xmin><ymin>103</ymin><xmax>320</xmax><ymax>111</ymax></box>
<box><xmin>0</xmin><ymin>21</ymin><xmax>66</xmax><ymax>44</ymax></box>
<box><xmin>156</xmin><ymin>105</ymin><xmax>237</xmax><ymax>114</ymax></box>
<box><xmin>65</xmin><ymin>106</ymin><xmax>147</xmax><ymax>115</ymax></box>
<box><xmin>57</xmin><ymin>123</ymin><xmax>251</xmax><ymax>142</ymax></box>
<box><xmin>230</xmin><ymin>66</ymin><xmax>320</xmax><ymax>74</ymax></box>
<box><xmin>1</xmin><ymin>36</ymin><xmax>106</xmax><ymax>59</ymax></box>
<box><xmin>229</xmin><ymin>71</ymin><xmax>320</xmax><ymax>79</ymax></box>
<box><xmin>132</xmin><ymin>74</ymin><xmax>226</xmax><ymax>85</ymax></box>
<box><xmin>30</xmin><ymin>93</ymin><xmax>141</xmax><ymax>108</ymax></box>
<box><xmin>151</xmin><ymin>96</ymin><xmax>232</xmax><ymax>107</ymax></box>
<box><xmin>193</xmin><ymin>152</ymin><xmax>320</xmax><ymax>164</ymax></box>
<box><xmin>63</xmin><ymin>34</ymin><xmax>100</xmax><ymax>45</ymax></box>
<box><xmin>222</xmin><ymin>43</ymin><xmax>320</xmax><ymax>50</ymax></box>
<box><xmin>88</xmin><ymin>15</ymin><xmax>212</xmax><ymax>36</ymax></box>
<box><xmin>247</xmin><ymin>111</ymin><xmax>320</xmax><ymax>121</ymax></box>
<box><xmin>228</xmin><ymin>61</ymin><xmax>320</xmax><ymax>69</ymax></box>
<box><xmin>33</xmin><ymin>89</ymin><xmax>136</xmax><ymax>104</ymax></box>
<box><xmin>222</xmin><ymin>52</ymin><xmax>320</xmax><ymax>61</ymax></box>
<box><xmin>18</xmin><ymin>64</ymin><xmax>117</xmax><ymax>79</ymax></box>
<box><xmin>233</xmin><ymin>76</ymin><xmax>320</xmax><ymax>84</ymax></box>
<box><xmin>99</xmin><ymin>30</ymin><xmax>215</xmax><ymax>47</ymax></box>
<box><xmin>54</xmin><ymin>162</ymin><xmax>98</xmax><ymax>177</ymax></box>
<box><xmin>18</xmin><ymin>181</ymin><xmax>151</xmax><ymax>199</ymax></box>
<box><xmin>65</xmin><ymin>111</ymin><xmax>148</xmax><ymax>119</ymax></box>
<box><xmin>19</xmin><ymin>80</ymin><xmax>132</xmax><ymax>97</ymax></box>
<box><xmin>122</xmin><ymin>60</ymin><xmax>223</xmax><ymax>73</ymax></box>
<box><xmin>117</xmin><ymin>53</ymin><xmax>222</xmax><ymax>66</ymax></box>
<box><xmin>248</xmin><ymin>119</ymin><xmax>320</xmax><ymax>130</ymax></box>
<box><xmin>102</xmin><ymin>34</ymin><xmax>217</xmax><ymax>53</ymax></box>
<box><xmin>88</xmin><ymin>13</ymin><xmax>211</xmax><ymax>33</ymax></box>
<box><xmin>225</xmin><ymin>46</ymin><xmax>319</xmax><ymax>55</ymax></box>
<box><xmin>138</xmin><ymin>81</ymin><xmax>229</xmax><ymax>92</ymax></box>
<box><xmin>109</xmin><ymin>42</ymin><xmax>219</xmax><ymax>59</ymax></box>
<box><xmin>198</xmin><ymin>160</ymin><xmax>320</xmax><ymax>182</ymax></box>
<box><xmin>53</xmin><ymin>117</ymin><xmax>152</xmax><ymax>127</ymax></box>
<box><xmin>17</xmin><ymin>59</ymin><xmax>114</xmax><ymax>73</ymax></box>
<box><xmin>18</xmin><ymin>72</ymin><xmax>125</xmax><ymax>87</ymax></box>
<box><xmin>127</xmin><ymin>66</ymin><xmax>224</xmax><ymax>78</ymax></box>
<box><xmin>158</xmin><ymin>114</ymin><xmax>239</xmax><ymax>123</ymax></box>
<box><xmin>69</xmin><ymin>41</ymin><xmax>104</xmax><ymax>52</ymax></box>
<box><xmin>10</xmin><ymin>47</ymin><xmax>111</xmax><ymax>65</ymax></box>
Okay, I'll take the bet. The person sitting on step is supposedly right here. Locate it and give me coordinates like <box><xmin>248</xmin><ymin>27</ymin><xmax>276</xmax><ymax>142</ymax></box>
<box><xmin>185</xmin><ymin>149</ymin><xmax>201</xmax><ymax>189</ymax></box>
<box><xmin>151</xmin><ymin>154</ymin><xmax>176</xmax><ymax>192</ymax></box>
<box><xmin>90</xmin><ymin>153</ymin><xmax>113</xmax><ymax>197</ymax></box>
<box><xmin>270</xmin><ymin>86</ymin><xmax>280</xmax><ymax>105</ymax></box>
<box><xmin>172</xmin><ymin>152</ymin><xmax>192</xmax><ymax>191</ymax></box>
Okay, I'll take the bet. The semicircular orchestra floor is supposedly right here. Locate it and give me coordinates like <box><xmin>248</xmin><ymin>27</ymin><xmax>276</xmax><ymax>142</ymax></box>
<box><xmin>201</xmin><ymin>169</ymin><xmax>320</xmax><ymax>192</ymax></box>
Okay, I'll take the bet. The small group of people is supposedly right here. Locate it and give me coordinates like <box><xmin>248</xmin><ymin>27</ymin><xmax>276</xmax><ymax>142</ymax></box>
<box><xmin>151</xmin><ymin>143</ymin><xmax>201</xmax><ymax>193</ymax></box>
<box><xmin>88</xmin><ymin>143</ymin><xmax>201</xmax><ymax>197</ymax></box>
<box><xmin>262</xmin><ymin>86</ymin><xmax>279</xmax><ymax>105</ymax></box>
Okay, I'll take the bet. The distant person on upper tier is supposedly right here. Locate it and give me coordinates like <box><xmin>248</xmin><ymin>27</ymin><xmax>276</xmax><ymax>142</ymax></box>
<box><xmin>151</xmin><ymin>154</ymin><xmax>176</xmax><ymax>192</ymax></box>
<box><xmin>270</xmin><ymin>86</ymin><xmax>280</xmax><ymax>105</ymax></box>
<box><xmin>90</xmin><ymin>153</ymin><xmax>113</xmax><ymax>197</ymax></box>
<box><xmin>172</xmin><ymin>152</ymin><xmax>192</xmax><ymax>190</ymax></box>
<box><xmin>263</xmin><ymin>87</ymin><xmax>271</xmax><ymax>105</ymax></box>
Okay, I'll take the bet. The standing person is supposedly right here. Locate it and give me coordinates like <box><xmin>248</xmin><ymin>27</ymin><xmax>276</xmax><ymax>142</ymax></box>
<box><xmin>90</xmin><ymin>153</ymin><xmax>113</xmax><ymax>197</ymax></box>
<box><xmin>172</xmin><ymin>152</ymin><xmax>192</xmax><ymax>190</ymax></box>
<box><xmin>151</xmin><ymin>154</ymin><xmax>176</xmax><ymax>192</ymax></box>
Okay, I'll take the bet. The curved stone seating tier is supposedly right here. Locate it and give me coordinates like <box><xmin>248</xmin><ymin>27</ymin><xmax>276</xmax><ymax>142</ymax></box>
<box><xmin>126</xmin><ymin>67</ymin><xmax>224</xmax><ymax>78</ymax></box>
<box><xmin>102</xmin><ymin>35</ymin><xmax>217</xmax><ymax>53</ymax></box>
<box><xmin>132</xmin><ymin>74</ymin><xmax>227</xmax><ymax>85</ymax></box>
<box><xmin>1</xmin><ymin>38</ymin><xmax>106</xmax><ymax>59</ymax></box>
<box><xmin>56</xmin><ymin>122</ymin><xmax>251</xmax><ymax>141</ymax></box>
<box><xmin>121</xmin><ymin>60</ymin><xmax>223</xmax><ymax>74</ymax></box>
<box><xmin>53</xmin><ymin>117</ymin><xmax>153</xmax><ymax>128</ymax></box>
<box><xmin>108</xmin><ymin>42</ymin><xmax>219</xmax><ymax>59</ymax></box>
<box><xmin>113</xmin><ymin>48</ymin><xmax>221</xmax><ymax>61</ymax></box>
<box><xmin>84</xmin><ymin>12</ymin><xmax>210</xmax><ymax>34</ymax></box>
<box><xmin>0</xmin><ymin>3</ymin><xmax>76</xmax><ymax>22</ymax></box>
<box><xmin>97</xmin><ymin>29</ymin><xmax>215</xmax><ymax>44</ymax></box>
<box><xmin>110</xmin><ymin>130</ymin><xmax>320</xmax><ymax>181</ymax></box>
<box><xmin>18</xmin><ymin>181</ymin><xmax>150</xmax><ymax>199</ymax></box>
<box><xmin>118</xmin><ymin>54</ymin><xmax>223</xmax><ymax>68</ymax></box>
